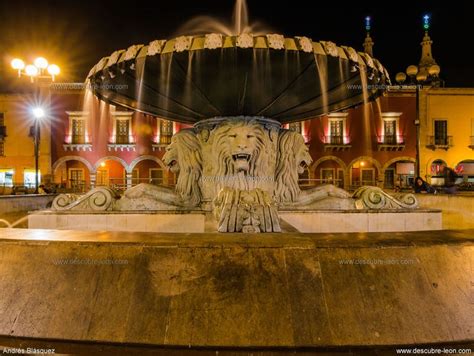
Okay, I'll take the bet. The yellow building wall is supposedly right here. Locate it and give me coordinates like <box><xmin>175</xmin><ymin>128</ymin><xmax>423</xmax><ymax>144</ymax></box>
<box><xmin>419</xmin><ymin>88</ymin><xmax>474</xmax><ymax>181</ymax></box>
<box><xmin>0</xmin><ymin>94</ymin><xmax>52</xmax><ymax>186</ymax></box>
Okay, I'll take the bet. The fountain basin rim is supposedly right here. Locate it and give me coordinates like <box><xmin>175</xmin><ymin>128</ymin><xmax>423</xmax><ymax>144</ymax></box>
<box><xmin>87</xmin><ymin>33</ymin><xmax>390</xmax><ymax>81</ymax></box>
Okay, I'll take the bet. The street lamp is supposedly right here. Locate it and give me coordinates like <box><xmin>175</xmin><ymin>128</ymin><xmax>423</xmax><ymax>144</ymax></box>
<box><xmin>11</xmin><ymin>56</ymin><xmax>60</xmax><ymax>82</ymax></box>
<box><xmin>32</xmin><ymin>107</ymin><xmax>45</xmax><ymax>194</ymax></box>
<box><xmin>395</xmin><ymin>63</ymin><xmax>441</xmax><ymax>178</ymax></box>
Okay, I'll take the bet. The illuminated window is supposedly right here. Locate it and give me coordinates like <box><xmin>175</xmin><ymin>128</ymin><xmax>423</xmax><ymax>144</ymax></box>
<box><xmin>68</xmin><ymin>168</ymin><xmax>84</xmax><ymax>190</ymax></box>
<box><xmin>329</xmin><ymin>120</ymin><xmax>343</xmax><ymax>144</ymax></box>
<box><xmin>0</xmin><ymin>169</ymin><xmax>13</xmax><ymax>186</ymax></box>
<box><xmin>71</xmin><ymin>118</ymin><xmax>86</xmax><ymax>144</ymax></box>
<box><xmin>111</xmin><ymin>111</ymin><xmax>134</xmax><ymax>145</ymax></box>
<box><xmin>116</xmin><ymin>119</ymin><xmax>130</xmax><ymax>144</ymax></box>
<box><xmin>381</xmin><ymin>112</ymin><xmax>402</xmax><ymax>144</ymax></box>
<box><xmin>96</xmin><ymin>169</ymin><xmax>108</xmax><ymax>186</ymax></box>
<box><xmin>434</xmin><ymin>120</ymin><xmax>448</xmax><ymax>145</ymax></box>
<box><xmin>327</xmin><ymin>113</ymin><xmax>348</xmax><ymax>144</ymax></box>
<box><xmin>24</xmin><ymin>170</ymin><xmax>40</xmax><ymax>188</ymax></box>
<box><xmin>158</xmin><ymin>119</ymin><xmax>173</xmax><ymax>144</ymax></box>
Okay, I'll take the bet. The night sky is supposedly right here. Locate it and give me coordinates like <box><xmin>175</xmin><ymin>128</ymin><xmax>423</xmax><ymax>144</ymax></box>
<box><xmin>1</xmin><ymin>0</ymin><xmax>473</xmax><ymax>89</ymax></box>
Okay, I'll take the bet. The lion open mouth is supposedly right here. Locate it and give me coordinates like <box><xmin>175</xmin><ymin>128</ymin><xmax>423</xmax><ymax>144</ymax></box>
<box><xmin>232</xmin><ymin>153</ymin><xmax>251</xmax><ymax>162</ymax></box>
<box><xmin>298</xmin><ymin>160</ymin><xmax>309</xmax><ymax>174</ymax></box>
<box><xmin>232</xmin><ymin>153</ymin><xmax>251</xmax><ymax>172</ymax></box>
<box><xmin>167</xmin><ymin>159</ymin><xmax>179</xmax><ymax>173</ymax></box>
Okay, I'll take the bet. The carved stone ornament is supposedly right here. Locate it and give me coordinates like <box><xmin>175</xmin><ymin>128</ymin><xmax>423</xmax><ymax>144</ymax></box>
<box><xmin>344</xmin><ymin>46</ymin><xmax>359</xmax><ymax>63</ymax></box>
<box><xmin>236</xmin><ymin>33</ymin><xmax>254</xmax><ymax>48</ymax></box>
<box><xmin>174</xmin><ymin>36</ymin><xmax>193</xmax><ymax>52</ymax></box>
<box><xmin>266</xmin><ymin>34</ymin><xmax>285</xmax><ymax>50</ymax></box>
<box><xmin>296</xmin><ymin>36</ymin><xmax>313</xmax><ymax>53</ymax></box>
<box><xmin>213</xmin><ymin>188</ymin><xmax>281</xmax><ymax>233</ymax></box>
<box><xmin>204</xmin><ymin>33</ymin><xmax>224</xmax><ymax>49</ymax></box>
<box><xmin>320</xmin><ymin>41</ymin><xmax>339</xmax><ymax>57</ymax></box>
<box><xmin>147</xmin><ymin>40</ymin><xmax>166</xmax><ymax>56</ymax></box>
<box><xmin>123</xmin><ymin>45</ymin><xmax>141</xmax><ymax>61</ymax></box>
<box><xmin>106</xmin><ymin>50</ymin><xmax>124</xmax><ymax>68</ymax></box>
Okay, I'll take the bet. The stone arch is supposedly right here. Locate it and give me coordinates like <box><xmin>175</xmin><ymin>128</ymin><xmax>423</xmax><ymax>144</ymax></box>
<box><xmin>348</xmin><ymin>156</ymin><xmax>383</xmax><ymax>188</ymax></box>
<box><xmin>310</xmin><ymin>155</ymin><xmax>348</xmax><ymax>172</ymax></box>
<box><xmin>94</xmin><ymin>156</ymin><xmax>130</xmax><ymax>173</ymax></box>
<box><xmin>425</xmin><ymin>157</ymin><xmax>448</xmax><ymax>176</ymax></box>
<box><xmin>310</xmin><ymin>155</ymin><xmax>348</xmax><ymax>189</ymax></box>
<box><xmin>129</xmin><ymin>155</ymin><xmax>166</xmax><ymax>171</ymax></box>
<box><xmin>52</xmin><ymin>156</ymin><xmax>94</xmax><ymax>173</ymax></box>
<box><xmin>347</xmin><ymin>156</ymin><xmax>382</xmax><ymax>173</ymax></box>
<box><xmin>382</xmin><ymin>156</ymin><xmax>416</xmax><ymax>172</ymax></box>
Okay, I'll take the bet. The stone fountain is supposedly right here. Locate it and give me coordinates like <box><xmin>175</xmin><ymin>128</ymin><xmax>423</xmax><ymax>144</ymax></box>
<box><xmin>37</xmin><ymin>32</ymin><xmax>439</xmax><ymax>234</ymax></box>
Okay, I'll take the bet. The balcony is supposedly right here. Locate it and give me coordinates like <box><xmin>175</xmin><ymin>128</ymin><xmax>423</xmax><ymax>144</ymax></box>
<box><xmin>377</xmin><ymin>135</ymin><xmax>405</xmax><ymax>151</ymax></box>
<box><xmin>426</xmin><ymin>136</ymin><xmax>453</xmax><ymax>150</ymax></box>
<box><xmin>323</xmin><ymin>135</ymin><xmax>351</xmax><ymax>152</ymax></box>
<box><xmin>0</xmin><ymin>125</ymin><xmax>6</xmax><ymax>139</ymax></box>
<box><xmin>469</xmin><ymin>136</ymin><xmax>474</xmax><ymax>150</ymax></box>
<box><xmin>63</xmin><ymin>135</ymin><xmax>92</xmax><ymax>152</ymax></box>
<box><xmin>108</xmin><ymin>135</ymin><xmax>136</xmax><ymax>152</ymax></box>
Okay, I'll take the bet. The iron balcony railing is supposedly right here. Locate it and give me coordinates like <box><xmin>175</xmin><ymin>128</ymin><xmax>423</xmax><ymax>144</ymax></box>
<box><xmin>323</xmin><ymin>135</ymin><xmax>350</xmax><ymax>145</ymax></box>
<box><xmin>70</xmin><ymin>135</ymin><xmax>89</xmax><ymax>144</ymax></box>
<box><xmin>377</xmin><ymin>135</ymin><xmax>405</xmax><ymax>145</ymax></box>
<box><xmin>109</xmin><ymin>135</ymin><xmax>136</xmax><ymax>145</ymax></box>
<box><xmin>427</xmin><ymin>135</ymin><xmax>453</xmax><ymax>147</ymax></box>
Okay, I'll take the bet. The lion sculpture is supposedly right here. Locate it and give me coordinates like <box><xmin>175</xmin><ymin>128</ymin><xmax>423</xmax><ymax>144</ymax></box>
<box><xmin>275</xmin><ymin>129</ymin><xmax>351</xmax><ymax>206</ymax></box>
<box><xmin>118</xmin><ymin>128</ymin><xmax>202</xmax><ymax>209</ymax></box>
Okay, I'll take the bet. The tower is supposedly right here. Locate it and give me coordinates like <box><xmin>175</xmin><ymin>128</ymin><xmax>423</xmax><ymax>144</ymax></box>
<box><xmin>363</xmin><ymin>16</ymin><xmax>374</xmax><ymax>56</ymax></box>
<box><xmin>417</xmin><ymin>15</ymin><xmax>441</xmax><ymax>85</ymax></box>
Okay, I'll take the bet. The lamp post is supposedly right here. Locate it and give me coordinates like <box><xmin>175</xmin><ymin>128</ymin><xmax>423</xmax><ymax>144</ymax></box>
<box><xmin>11</xmin><ymin>57</ymin><xmax>59</xmax><ymax>194</ymax></box>
<box><xmin>395</xmin><ymin>64</ymin><xmax>440</xmax><ymax>179</ymax></box>
<box><xmin>32</xmin><ymin>107</ymin><xmax>45</xmax><ymax>194</ymax></box>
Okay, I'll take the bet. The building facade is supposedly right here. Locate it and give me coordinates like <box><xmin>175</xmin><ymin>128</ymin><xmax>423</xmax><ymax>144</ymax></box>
<box><xmin>0</xmin><ymin>93</ymin><xmax>52</xmax><ymax>194</ymax></box>
<box><xmin>419</xmin><ymin>87</ymin><xmax>474</xmax><ymax>185</ymax></box>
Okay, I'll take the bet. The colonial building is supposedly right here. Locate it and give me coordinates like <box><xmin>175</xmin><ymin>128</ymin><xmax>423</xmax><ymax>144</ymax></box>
<box><xmin>49</xmin><ymin>88</ymin><xmax>190</xmax><ymax>192</ymax></box>
<box><xmin>0</xmin><ymin>93</ymin><xmax>52</xmax><ymax>194</ymax></box>
<box><xmin>419</xmin><ymin>87</ymin><xmax>474</xmax><ymax>185</ymax></box>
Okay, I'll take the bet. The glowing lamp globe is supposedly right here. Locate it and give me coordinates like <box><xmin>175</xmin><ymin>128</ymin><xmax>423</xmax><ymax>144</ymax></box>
<box><xmin>25</xmin><ymin>64</ymin><xmax>39</xmax><ymax>77</ymax></box>
<box><xmin>428</xmin><ymin>65</ymin><xmax>440</xmax><ymax>76</ymax></box>
<box><xmin>47</xmin><ymin>64</ymin><xmax>60</xmax><ymax>76</ymax></box>
<box><xmin>395</xmin><ymin>72</ymin><xmax>406</xmax><ymax>83</ymax></box>
<box><xmin>11</xmin><ymin>58</ymin><xmax>25</xmax><ymax>70</ymax></box>
<box><xmin>32</xmin><ymin>107</ymin><xmax>45</xmax><ymax>119</ymax></box>
<box><xmin>406</xmin><ymin>65</ymin><xmax>418</xmax><ymax>77</ymax></box>
<box><xmin>34</xmin><ymin>57</ymin><xmax>49</xmax><ymax>69</ymax></box>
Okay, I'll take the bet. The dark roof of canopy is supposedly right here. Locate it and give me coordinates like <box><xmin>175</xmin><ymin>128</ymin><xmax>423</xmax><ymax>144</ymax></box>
<box><xmin>87</xmin><ymin>34</ymin><xmax>390</xmax><ymax>124</ymax></box>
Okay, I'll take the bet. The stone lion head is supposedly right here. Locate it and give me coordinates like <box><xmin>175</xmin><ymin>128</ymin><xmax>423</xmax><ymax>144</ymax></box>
<box><xmin>208</xmin><ymin>118</ymin><xmax>276</xmax><ymax>192</ymax></box>
<box><xmin>274</xmin><ymin>129</ymin><xmax>313</xmax><ymax>203</ymax></box>
<box><xmin>163</xmin><ymin>129</ymin><xmax>202</xmax><ymax>207</ymax></box>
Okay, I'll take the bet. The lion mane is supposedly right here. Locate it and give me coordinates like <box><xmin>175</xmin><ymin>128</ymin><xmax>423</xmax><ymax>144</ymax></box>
<box><xmin>274</xmin><ymin>129</ymin><xmax>305</xmax><ymax>203</ymax></box>
<box><xmin>170</xmin><ymin>129</ymin><xmax>202</xmax><ymax>207</ymax></box>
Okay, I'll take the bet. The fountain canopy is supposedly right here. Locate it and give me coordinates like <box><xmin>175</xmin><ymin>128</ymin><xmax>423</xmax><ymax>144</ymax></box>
<box><xmin>87</xmin><ymin>34</ymin><xmax>390</xmax><ymax>124</ymax></box>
